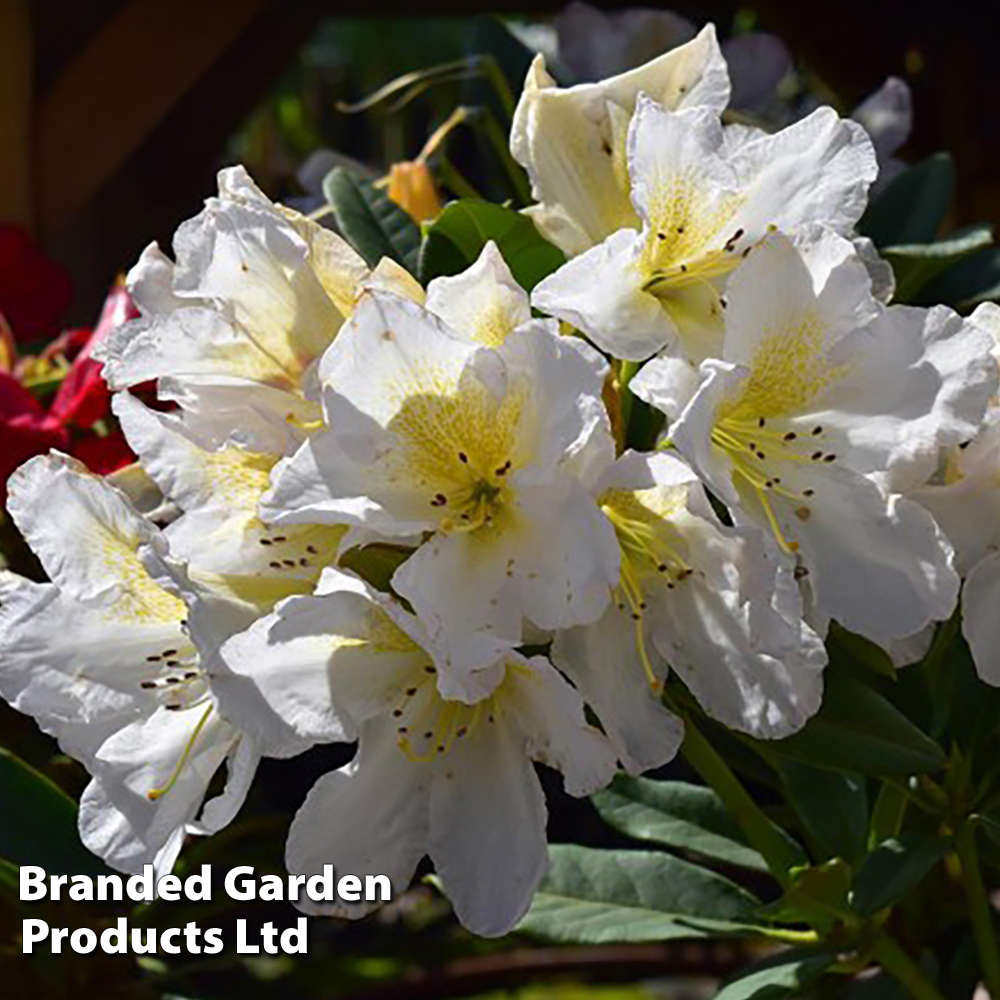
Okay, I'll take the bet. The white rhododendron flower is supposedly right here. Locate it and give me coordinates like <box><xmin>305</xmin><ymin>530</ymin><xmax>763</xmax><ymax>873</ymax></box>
<box><xmin>0</xmin><ymin>454</ymin><xmax>258</xmax><ymax>874</ymax></box>
<box><xmin>553</xmin><ymin>450</ymin><xmax>826</xmax><ymax>774</ymax></box>
<box><xmin>510</xmin><ymin>24</ymin><xmax>729</xmax><ymax>257</ymax></box>
<box><xmin>95</xmin><ymin>166</ymin><xmax>370</xmax><ymax>407</ymax></box>
<box><xmin>913</xmin><ymin>303</ymin><xmax>1000</xmax><ymax>684</ymax></box>
<box><xmin>262</xmin><ymin>291</ymin><xmax>620</xmax><ymax>674</ymax></box>
<box><xmin>532</xmin><ymin>94</ymin><xmax>877</xmax><ymax>363</ymax></box>
<box><xmin>650</xmin><ymin>228</ymin><xmax>996</xmax><ymax>645</ymax></box>
<box><xmin>216</xmin><ymin>567</ymin><xmax>616</xmax><ymax>937</ymax></box>
<box><xmin>113</xmin><ymin>381</ymin><xmax>345</xmax><ymax>612</ymax></box>
<box><xmin>424</xmin><ymin>241</ymin><xmax>531</xmax><ymax>347</ymax></box>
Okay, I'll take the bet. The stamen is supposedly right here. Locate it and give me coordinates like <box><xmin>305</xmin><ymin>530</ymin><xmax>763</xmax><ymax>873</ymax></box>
<box><xmin>147</xmin><ymin>705</ymin><xmax>213</xmax><ymax>801</ymax></box>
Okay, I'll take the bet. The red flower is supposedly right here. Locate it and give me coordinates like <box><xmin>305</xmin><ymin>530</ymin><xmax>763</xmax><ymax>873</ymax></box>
<box><xmin>0</xmin><ymin>282</ymin><xmax>139</xmax><ymax>506</ymax></box>
<box><xmin>0</xmin><ymin>226</ymin><xmax>73</xmax><ymax>343</ymax></box>
<box><xmin>49</xmin><ymin>283</ymin><xmax>139</xmax><ymax>429</ymax></box>
<box><xmin>0</xmin><ymin>371</ymin><xmax>69</xmax><ymax>505</ymax></box>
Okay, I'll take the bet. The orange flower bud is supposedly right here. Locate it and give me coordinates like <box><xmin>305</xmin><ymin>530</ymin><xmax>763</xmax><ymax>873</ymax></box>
<box><xmin>387</xmin><ymin>161</ymin><xmax>442</xmax><ymax>224</ymax></box>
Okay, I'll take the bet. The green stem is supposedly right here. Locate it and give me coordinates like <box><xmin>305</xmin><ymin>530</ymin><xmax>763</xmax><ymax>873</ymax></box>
<box><xmin>680</xmin><ymin>719</ymin><xmax>799</xmax><ymax>886</ymax></box>
<box><xmin>869</xmin><ymin>781</ymin><xmax>909</xmax><ymax>848</ymax></box>
<box><xmin>476</xmin><ymin>106</ymin><xmax>532</xmax><ymax>205</ymax></box>
<box><xmin>870</xmin><ymin>934</ymin><xmax>947</xmax><ymax>1000</ymax></box>
<box><xmin>437</xmin><ymin>156</ymin><xmax>484</xmax><ymax>201</ymax></box>
<box><xmin>956</xmin><ymin>819</ymin><xmax>1000</xmax><ymax>999</ymax></box>
<box><xmin>617</xmin><ymin>360</ymin><xmax>641</xmax><ymax>441</ymax></box>
<box><xmin>479</xmin><ymin>54</ymin><xmax>517</xmax><ymax>120</ymax></box>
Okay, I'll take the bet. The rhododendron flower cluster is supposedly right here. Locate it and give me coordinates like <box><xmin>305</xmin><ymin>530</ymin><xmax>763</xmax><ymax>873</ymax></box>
<box><xmin>2</xmin><ymin>25</ymin><xmax>999</xmax><ymax>944</ymax></box>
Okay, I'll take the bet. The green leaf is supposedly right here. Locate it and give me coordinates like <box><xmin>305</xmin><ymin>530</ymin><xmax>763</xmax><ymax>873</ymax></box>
<box><xmin>918</xmin><ymin>242</ymin><xmax>1000</xmax><ymax>309</ymax></box>
<box><xmin>592</xmin><ymin>775</ymin><xmax>791</xmax><ymax>874</ymax></box>
<box><xmin>859</xmin><ymin>153</ymin><xmax>955</xmax><ymax>247</ymax></box>
<box><xmin>0</xmin><ymin>747</ymin><xmax>108</xmax><ymax>875</ymax></box>
<box><xmin>339</xmin><ymin>543</ymin><xmax>411</xmax><ymax>592</ymax></box>
<box><xmin>517</xmin><ymin>845</ymin><xmax>764</xmax><ymax>944</ymax></box>
<box><xmin>981</xmin><ymin>812</ymin><xmax>1000</xmax><ymax>851</ymax></box>
<box><xmin>768</xmin><ymin>859</ymin><xmax>854</xmax><ymax>931</ymax></box>
<box><xmin>418</xmin><ymin>200</ymin><xmax>565</xmax><ymax>291</ymax></box>
<box><xmin>715</xmin><ymin>953</ymin><xmax>832</xmax><ymax>1000</ymax></box>
<box><xmin>850</xmin><ymin>834</ymin><xmax>948</xmax><ymax>917</ymax></box>
<box><xmin>883</xmin><ymin>224</ymin><xmax>993</xmax><ymax>303</ymax></box>
<box><xmin>323</xmin><ymin>167</ymin><xmax>421</xmax><ymax>273</ymax></box>
<box><xmin>780</xmin><ymin>762</ymin><xmax>868</xmax><ymax>863</ymax></box>
<box><xmin>755</xmin><ymin>672</ymin><xmax>946</xmax><ymax>776</ymax></box>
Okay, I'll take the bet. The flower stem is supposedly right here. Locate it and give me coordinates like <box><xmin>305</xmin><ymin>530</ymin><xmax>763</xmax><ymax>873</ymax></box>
<box><xmin>870</xmin><ymin>934</ymin><xmax>947</xmax><ymax>1000</ymax></box>
<box><xmin>680</xmin><ymin>718</ymin><xmax>798</xmax><ymax>887</ymax></box>
<box><xmin>617</xmin><ymin>360</ymin><xmax>641</xmax><ymax>445</ymax></box>
<box><xmin>956</xmin><ymin>819</ymin><xmax>1000</xmax><ymax>999</ymax></box>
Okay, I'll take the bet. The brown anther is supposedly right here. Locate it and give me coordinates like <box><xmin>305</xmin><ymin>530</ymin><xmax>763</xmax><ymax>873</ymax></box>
<box><xmin>803</xmin><ymin>488</ymin><xmax>815</xmax><ymax>497</ymax></box>
<box><xmin>812</xmin><ymin>426</ymin><xmax>823</xmax><ymax>435</ymax></box>
<box><xmin>393</xmin><ymin>709</ymin><xmax>403</xmax><ymax>718</ymax></box>
<box><xmin>458</xmin><ymin>451</ymin><xmax>469</xmax><ymax>463</ymax></box>
<box><xmin>811</xmin><ymin>451</ymin><xmax>823</xmax><ymax>461</ymax></box>
<box><xmin>823</xmin><ymin>454</ymin><xmax>836</xmax><ymax>463</ymax></box>
<box><xmin>165</xmin><ymin>677</ymin><xmax>181</xmax><ymax>685</ymax></box>
<box><xmin>146</xmin><ymin>655</ymin><xmax>161</xmax><ymax>663</ymax></box>
<box><xmin>795</xmin><ymin>506</ymin><xmax>811</xmax><ymax>521</ymax></box>
<box><xmin>306</xmin><ymin>545</ymin><xmax>318</xmax><ymax>554</ymax></box>
<box><xmin>793</xmin><ymin>565</ymin><xmax>810</xmax><ymax>580</ymax></box>
<box><xmin>783</xmin><ymin>432</ymin><xmax>797</xmax><ymax>441</ymax></box>
<box><xmin>758</xmin><ymin>417</ymin><xmax>766</xmax><ymax>428</ymax></box>
<box><xmin>405</xmin><ymin>687</ymin><xmax>417</xmax><ymax>697</ymax></box>
<box><xmin>273</xmin><ymin>536</ymin><xmax>287</xmax><ymax>543</ymax></box>
<box><xmin>140</xmin><ymin>681</ymin><xmax>157</xmax><ymax>689</ymax></box>
<box><xmin>430</xmin><ymin>493</ymin><xmax>447</xmax><ymax>507</ymax></box>
<box><xmin>424</xmin><ymin>665</ymin><xmax>436</xmax><ymax>674</ymax></box>
<box><xmin>456</xmin><ymin>727</ymin><xmax>468</xmax><ymax>737</ymax></box>
<box><xmin>260</xmin><ymin>538</ymin><xmax>272</xmax><ymax>546</ymax></box>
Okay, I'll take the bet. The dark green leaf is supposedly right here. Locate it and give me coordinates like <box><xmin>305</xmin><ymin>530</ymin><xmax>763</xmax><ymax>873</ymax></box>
<box><xmin>323</xmin><ymin>167</ymin><xmax>421</xmax><ymax>273</ymax></box>
<box><xmin>517</xmin><ymin>845</ymin><xmax>764</xmax><ymax>944</ymax></box>
<box><xmin>339</xmin><ymin>543</ymin><xmax>411</xmax><ymax>592</ymax></box>
<box><xmin>593</xmin><ymin>775</ymin><xmax>794</xmax><ymax>873</ymax></box>
<box><xmin>883</xmin><ymin>224</ymin><xmax>993</xmax><ymax>303</ymax></box>
<box><xmin>418</xmin><ymin>200</ymin><xmax>565</xmax><ymax>291</ymax></box>
<box><xmin>755</xmin><ymin>672</ymin><xmax>946</xmax><ymax>776</ymax></box>
<box><xmin>715</xmin><ymin>953</ymin><xmax>832</xmax><ymax>1000</ymax></box>
<box><xmin>0</xmin><ymin>747</ymin><xmax>108</xmax><ymax>875</ymax></box>
<box><xmin>977</xmin><ymin>812</ymin><xmax>1000</xmax><ymax>851</ymax></box>
<box><xmin>859</xmin><ymin>153</ymin><xmax>955</xmax><ymax>247</ymax></box>
<box><xmin>780</xmin><ymin>762</ymin><xmax>868</xmax><ymax>863</ymax></box>
<box><xmin>850</xmin><ymin>834</ymin><xmax>948</xmax><ymax>916</ymax></box>
<box><xmin>918</xmin><ymin>242</ymin><xmax>1000</xmax><ymax>309</ymax></box>
<box><xmin>768</xmin><ymin>859</ymin><xmax>853</xmax><ymax>931</ymax></box>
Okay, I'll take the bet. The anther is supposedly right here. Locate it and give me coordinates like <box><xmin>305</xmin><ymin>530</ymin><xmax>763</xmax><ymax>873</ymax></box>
<box><xmin>146</xmin><ymin>655</ymin><xmax>161</xmax><ymax>663</ymax></box>
<box><xmin>758</xmin><ymin>417</ymin><xmax>766</xmax><ymax>428</ymax></box>
<box><xmin>260</xmin><ymin>538</ymin><xmax>272</xmax><ymax>546</ymax></box>
<box><xmin>273</xmin><ymin>536</ymin><xmax>287</xmax><ymax>543</ymax></box>
<box><xmin>803</xmin><ymin>488</ymin><xmax>815</xmax><ymax>497</ymax></box>
<box><xmin>794</xmin><ymin>565</ymin><xmax>809</xmax><ymax>579</ymax></box>
<box><xmin>811</xmin><ymin>451</ymin><xmax>823</xmax><ymax>461</ymax></box>
<box><xmin>140</xmin><ymin>681</ymin><xmax>157</xmax><ymax>689</ymax></box>
<box><xmin>812</xmin><ymin>426</ymin><xmax>823</xmax><ymax>435</ymax></box>
<box><xmin>784</xmin><ymin>431</ymin><xmax>797</xmax><ymax>441</ymax></box>
<box><xmin>795</xmin><ymin>506</ymin><xmax>811</xmax><ymax>521</ymax></box>
<box><xmin>306</xmin><ymin>545</ymin><xmax>318</xmax><ymax>554</ymax></box>
<box><xmin>405</xmin><ymin>687</ymin><xmax>417</xmax><ymax>697</ymax></box>
<box><xmin>458</xmin><ymin>451</ymin><xmax>469</xmax><ymax>463</ymax></box>
<box><xmin>431</xmin><ymin>493</ymin><xmax>447</xmax><ymax>506</ymax></box>
<box><xmin>823</xmin><ymin>454</ymin><xmax>836</xmax><ymax>463</ymax></box>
